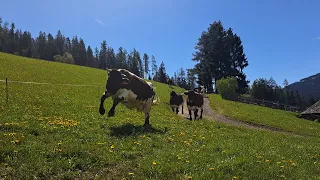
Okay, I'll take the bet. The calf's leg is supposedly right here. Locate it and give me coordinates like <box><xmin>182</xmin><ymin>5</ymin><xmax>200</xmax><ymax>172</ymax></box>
<box><xmin>108</xmin><ymin>97</ymin><xmax>122</xmax><ymax>117</ymax></box>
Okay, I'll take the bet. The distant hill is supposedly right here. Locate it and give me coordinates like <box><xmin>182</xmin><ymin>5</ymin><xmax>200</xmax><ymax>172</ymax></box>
<box><xmin>287</xmin><ymin>73</ymin><xmax>320</xmax><ymax>99</ymax></box>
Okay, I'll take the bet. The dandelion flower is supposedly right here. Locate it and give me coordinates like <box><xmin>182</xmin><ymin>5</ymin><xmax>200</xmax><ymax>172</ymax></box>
<box><xmin>276</xmin><ymin>162</ymin><xmax>282</xmax><ymax>165</ymax></box>
<box><xmin>291</xmin><ymin>162</ymin><xmax>296</xmax><ymax>166</ymax></box>
<box><xmin>314</xmin><ymin>161</ymin><xmax>317</xmax><ymax>164</ymax></box>
<box><xmin>152</xmin><ymin>161</ymin><xmax>156</xmax><ymax>165</ymax></box>
<box><xmin>257</xmin><ymin>156</ymin><xmax>263</xmax><ymax>159</ymax></box>
<box><xmin>128</xmin><ymin>172</ymin><xmax>134</xmax><ymax>175</ymax></box>
<box><xmin>232</xmin><ymin>176</ymin><xmax>237</xmax><ymax>180</ymax></box>
<box><xmin>265</xmin><ymin>160</ymin><xmax>270</xmax><ymax>163</ymax></box>
<box><xmin>15</xmin><ymin>139</ymin><xmax>21</xmax><ymax>144</ymax></box>
<box><xmin>209</xmin><ymin>168</ymin><xmax>215</xmax><ymax>171</ymax></box>
<box><xmin>280</xmin><ymin>166</ymin><xmax>285</xmax><ymax>168</ymax></box>
<box><xmin>186</xmin><ymin>160</ymin><xmax>190</xmax><ymax>163</ymax></box>
<box><xmin>288</xmin><ymin>159</ymin><xmax>293</xmax><ymax>163</ymax></box>
<box><xmin>180</xmin><ymin>132</ymin><xmax>185</xmax><ymax>136</ymax></box>
<box><xmin>187</xmin><ymin>175</ymin><xmax>192</xmax><ymax>179</ymax></box>
<box><xmin>57</xmin><ymin>142</ymin><xmax>62</xmax><ymax>145</ymax></box>
<box><xmin>110</xmin><ymin>145</ymin><xmax>115</xmax><ymax>149</ymax></box>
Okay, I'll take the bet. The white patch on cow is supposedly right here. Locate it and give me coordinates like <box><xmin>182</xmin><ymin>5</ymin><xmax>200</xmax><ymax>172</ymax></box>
<box><xmin>112</xmin><ymin>88</ymin><xmax>154</xmax><ymax>112</ymax></box>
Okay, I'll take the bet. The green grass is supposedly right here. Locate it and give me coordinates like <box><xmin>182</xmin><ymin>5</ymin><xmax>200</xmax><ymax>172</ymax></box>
<box><xmin>208</xmin><ymin>94</ymin><xmax>320</xmax><ymax>137</ymax></box>
<box><xmin>1</xmin><ymin>52</ymin><xmax>320</xmax><ymax>179</ymax></box>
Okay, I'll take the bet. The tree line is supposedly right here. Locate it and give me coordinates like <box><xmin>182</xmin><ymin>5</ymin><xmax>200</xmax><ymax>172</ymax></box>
<box><xmin>250</xmin><ymin>78</ymin><xmax>319</xmax><ymax>109</ymax></box>
<box><xmin>0</xmin><ymin>17</ymin><xmax>193</xmax><ymax>86</ymax></box>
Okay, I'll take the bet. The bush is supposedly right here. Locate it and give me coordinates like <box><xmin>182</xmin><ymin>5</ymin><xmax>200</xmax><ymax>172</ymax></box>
<box><xmin>216</xmin><ymin>77</ymin><xmax>238</xmax><ymax>100</ymax></box>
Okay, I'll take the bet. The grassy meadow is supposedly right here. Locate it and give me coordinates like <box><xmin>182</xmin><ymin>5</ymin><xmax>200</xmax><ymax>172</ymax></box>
<box><xmin>209</xmin><ymin>95</ymin><xmax>320</xmax><ymax>137</ymax></box>
<box><xmin>1</xmin><ymin>53</ymin><xmax>320</xmax><ymax>179</ymax></box>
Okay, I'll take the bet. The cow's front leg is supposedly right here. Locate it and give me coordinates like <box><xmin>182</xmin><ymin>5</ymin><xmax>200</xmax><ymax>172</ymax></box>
<box><xmin>108</xmin><ymin>97</ymin><xmax>122</xmax><ymax>117</ymax></box>
<box><xmin>175</xmin><ymin>107</ymin><xmax>179</xmax><ymax>114</ymax></box>
<box><xmin>194</xmin><ymin>109</ymin><xmax>199</xmax><ymax>120</ymax></box>
<box><xmin>181</xmin><ymin>105</ymin><xmax>184</xmax><ymax>114</ymax></box>
<box><xmin>171</xmin><ymin>107</ymin><xmax>175</xmax><ymax>112</ymax></box>
<box><xmin>99</xmin><ymin>94</ymin><xmax>107</xmax><ymax>115</ymax></box>
<box><xmin>200</xmin><ymin>108</ymin><xmax>203</xmax><ymax>119</ymax></box>
<box><xmin>189</xmin><ymin>109</ymin><xmax>192</xmax><ymax>120</ymax></box>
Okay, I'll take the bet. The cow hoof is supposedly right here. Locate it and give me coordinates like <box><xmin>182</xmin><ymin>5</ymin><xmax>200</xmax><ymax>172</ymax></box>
<box><xmin>99</xmin><ymin>107</ymin><xmax>105</xmax><ymax>115</ymax></box>
<box><xmin>143</xmin><ymin>123</ymin><xmax>151</xmax><ymax>128</ymax></box>
<box><xmin>108</xmin><ymin>111</ymin><xmax>115</xmax><ymax>117</ymax></box>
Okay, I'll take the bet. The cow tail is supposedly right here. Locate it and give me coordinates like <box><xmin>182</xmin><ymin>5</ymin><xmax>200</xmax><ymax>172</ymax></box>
<box><xmin>152</xmin><ymin>88</ymin><xmax>160</xmax><ymax>105</ymax></box>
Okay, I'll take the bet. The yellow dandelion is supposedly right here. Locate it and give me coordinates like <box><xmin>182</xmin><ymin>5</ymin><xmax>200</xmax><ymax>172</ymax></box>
<box><xmin>21</xmin><ymin>135</ymin><xmax>25</xmax><ymax>138</ymax></box>
<box><xmin>280</xmin><ymin>166</ymin><xmax>285</xmax><ymax>168</ymax></box>
<box><xmin>291</xmin><ymin>162</ymin><xmax>296</xmax><ymax>166</ymax></box>
<box><xmin>57</xmin><ymin>142</ymin><xmax>62</xmax><ymax>145</ymax></box>
<box><xmin>276</xmin><ymin>162</ymin><xmax>282</xmax><ymax>165</ymax></box>
<box><xmin>257</xmin><ymin>156</ymin><xmax>263</xmax><ymax>159</ymax></box>
<box><xmin>196</xmin><ymin>149</ymin><xmax>200</xmax><ymax>152</ymax></box>
<box><xmin>128</xmin><ymin>172</ymin><xmax>134</xmax><ymax>175</ymax></box>
<box><xmin>152</xmin><ymin>161</ymin><xmax>157</xmax><ymax>165</ymax></box>
<box><xmin>314</xmin><ymin>161</ymin><xmax>317</xmax><ymax>164</ymax></box>
<box><xmin>232</xmin><ymin>176</ymin><xmax>237</xmax><ymax>180</ymax></box>
<box><xmin>15</xmin><ymin>139</ymin><xmax>21</xmax><ymax>144</ymax></box>
<box><xmin>186</xmin><ymin>160</ymin><xmax>190</xmax><ymax>163</ymax></box>
<box><xmin>110</xmin><ymin>145</ymin><xmax>115</xmax><ymax>149</ymax></box>
<box><xmin>180</xmin><ymin>132</ymin><xmax>185</xmax><ymax>136</ymax></box>
<box><xmin>187</xmin><ymin>175</ymin><xmax>192</xmax><ymax>179</ymax></box>
<box><xmin>265</xmin><ymin>160</ymin><xmax>270</xmax><ymax>163</ymax></box>
<box><xmin>122</xmin><ymin>178</ymin><xmax>127</xmax><ymax>180</ymax></box>
<box><xmin>209</xmin><ymin>167</ymin><xmax>215</xmax><ymax>171</ymax></box>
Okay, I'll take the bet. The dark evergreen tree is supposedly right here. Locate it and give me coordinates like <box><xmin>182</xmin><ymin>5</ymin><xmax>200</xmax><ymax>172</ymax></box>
<box><xmin>143</xmin><ymin>53</ymin><xmax>149</xmax><ymax>79</ymax></box>
<box><xmin>46</xmin><ymin>33</ymin><xmax>58</xmax><ymax>61</ymax></box>
<box><xmin>55</xmin><ymin>30</ymin><xmax>65</xmax><ymax>55</ymax></box>
<box><xmin>151</xmin><ymin>55</ymin><xmax>157</xmax><ymax>79</ymax></box>
<box><xmin>36</xmin><ymin>31</ymin><xmax>47</xmax><ymax>60</ymax></box>
<box><xmin>71</xmin><ymin>36</ymin><xmax>80</xmax><ymax>65</ymax></box>
<box><xmin>64</xmin><ymin>37</ymin><xmax>72</xmax><ymax>53</ymax></box>
<box><xmin>99</xmin><ymin>40</ymin><xmax>107</xmax><ymax>69</ymax></box>
<box><xmin>116</xmin><ymin>46</ymin><xmax>126</xmax><ymax>69</ymax></box>
<box><xmin>157</xmin><ymin>61</ymin><xmax>167</xmax><ymax>83</ymax></box>
<box><xmin>78</xmin><ymin>38</ymin><xmax>87</xmax><ymax>66</ymax></box>
<box><xmin>86</xmin><ymin>45</ymin><xmax>94</xmax><ymax>67</ymax></box>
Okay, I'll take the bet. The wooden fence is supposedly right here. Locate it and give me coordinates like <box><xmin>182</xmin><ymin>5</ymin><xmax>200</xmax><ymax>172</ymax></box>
<box><xmin>236</xmin><ymin>96</ymin><xmax>302</xmax><ymax>113</ymax></box>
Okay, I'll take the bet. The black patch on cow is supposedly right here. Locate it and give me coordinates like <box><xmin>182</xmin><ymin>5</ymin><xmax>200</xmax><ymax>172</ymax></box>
<box><xmin>118</xmin><ymin>69</ymin><xmax>155</xmax><ymax>101</ymax></box>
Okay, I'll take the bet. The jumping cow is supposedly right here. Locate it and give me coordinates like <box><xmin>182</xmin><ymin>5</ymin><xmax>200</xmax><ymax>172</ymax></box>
<box><xmin>99</xmin><ymin>69</ymin><xmax>159</xmax><ymax>126</ymax></box>
<box><xmin>169</xmin><ymin>91</ymin><xmax>184</xmax><ymax>114</ymax></box>
<box><xmin>184</xmin><ymin>89</ymin><xmax>204</xmax><ymax>120</ymax></box>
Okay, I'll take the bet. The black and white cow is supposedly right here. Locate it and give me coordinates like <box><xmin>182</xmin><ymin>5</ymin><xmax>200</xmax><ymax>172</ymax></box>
<box><xmin>184</xmin><ymin>89</ymin><xmax>204</xmax><ymax>120</ymax></box>
<box><xmin>169</xmin><ymin>91</ymin><xmax>184</xmax><ymax>114</ymax></box>
<box><xmin>99</xmin><ymin>69</ymin><xmax>159</xmax><ymax>126</ymax></box>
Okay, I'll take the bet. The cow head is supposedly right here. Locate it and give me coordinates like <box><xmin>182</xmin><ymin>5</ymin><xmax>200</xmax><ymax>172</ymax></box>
<box><xmin>170</xmin><ymin>91</ymin><xmax>177</xmax><ymax>97</ymax></box>
<box><xmin>104</xmin><ymin>69</ymin><xmax>130</xmax><ymax>97</ymax></box>
<box><xmin>184</xmin><ymin>90</ymin><xmax>196</xmax><ymax>103</ymax></box>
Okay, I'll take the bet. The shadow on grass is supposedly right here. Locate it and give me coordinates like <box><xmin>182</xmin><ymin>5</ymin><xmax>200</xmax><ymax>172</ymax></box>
<box><xmin>109</xmin><ymin>123</ymin><xmax>166</xmax><ymax>137</ymax></box>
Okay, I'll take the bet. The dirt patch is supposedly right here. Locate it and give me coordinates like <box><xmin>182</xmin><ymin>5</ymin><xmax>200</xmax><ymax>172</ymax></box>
<box><xmin>176</xmin><ymin>97</ymin><xmax>305</xmax><ymax>137</ymax></box>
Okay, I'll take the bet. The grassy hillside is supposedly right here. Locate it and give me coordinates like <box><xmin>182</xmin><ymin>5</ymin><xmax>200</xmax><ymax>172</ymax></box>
<box><xmin>208</xmin><ymin>94</ymin><xmax>320</xmax><ymax>137</ymax></box>
<box><xmin>1</xmin><ymin>53</ymin><xmax>320</xmax><ymax>179</ymax></box>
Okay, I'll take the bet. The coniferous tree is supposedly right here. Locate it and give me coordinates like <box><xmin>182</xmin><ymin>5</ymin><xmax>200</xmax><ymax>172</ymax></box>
<box><xmin>116</xmin><ymin>46</ymin><xmax>126</xmax><ymax>69</ymax></box>
<box><xmin>55</xmin><ymin>30</ymin><xmax>65</xmax><ymax>55</ymax></box>
<box><xmin>86</xmin><ymin>45</ymin><xmax>94</xmax><ymax>67</ymax></box>
<box><xmin>78</xmin><ymin>38</ymin><xmax>87</xmax><ymax>66</ymax></box>
<box><xmin>99</xmin><ymin>40</ymin><xmax>107</xmax><ymax>69</ymax></box>
<box><xmin>143</xmin><ymin>53</ymin><xmax>149</xmax><ymax>79</ymax></box>
<box><xmin>151</xmin><ymin>55</ymin><xmax>157</xmax><ymax>79</ymax></box>
<box><xmin>71</xmin><ymin>36</ymin><xmax>80</xmax><ymax>64</ymax></box>
<box><xmin>36</xmin><ymin>31</ymin><xmax>47</xmax><ymax>60</ymax></box>
<box><xmin>64</xmin><ymin>37</ymin><xmax>72</xmax><ymax>53</ymax></box>
<box><xmin>46</xmin><ymin>33</ymin><xmax>58</xmax><ymax>61</ymax></box>
<box><xmin>157</xmin><ymin>61</ymin><xmax>167</xmax><ymax>83</ymax></box>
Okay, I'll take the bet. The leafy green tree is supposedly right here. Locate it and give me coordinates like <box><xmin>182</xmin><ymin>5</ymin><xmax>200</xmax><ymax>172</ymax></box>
<box><xmin>216</xmin><ymin>77</ymin><xmax>238</xmax><ymax>100</ymax></box>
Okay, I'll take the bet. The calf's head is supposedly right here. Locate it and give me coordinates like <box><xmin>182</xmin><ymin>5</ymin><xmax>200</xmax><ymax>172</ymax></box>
<box><xmin>104</xmin><ymin>69</ymin><xmax>130</xmax><ymax>97</ymax></box>
<box><xmin>184</xmin><ymin>90</ymin><xmax>196</xmax><ymax>103</ymax></box>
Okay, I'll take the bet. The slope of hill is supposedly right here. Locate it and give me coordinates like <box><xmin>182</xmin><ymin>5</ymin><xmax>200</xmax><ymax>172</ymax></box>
<box><xmin>1</xmin><ymin>53</ymin><xmax>320</xmax><ymax>179</ymax></box>
<box><xmin>288</xmin><ymin>73</ymin><xmax>320</xmax><ymax>99</ymax></box>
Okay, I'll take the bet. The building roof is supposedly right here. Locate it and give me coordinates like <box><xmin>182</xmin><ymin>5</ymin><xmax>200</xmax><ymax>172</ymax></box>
<box><xmin>301</xmin><ymin>100</ymin><xmax>320</xmax><ymax>115</ymax></box>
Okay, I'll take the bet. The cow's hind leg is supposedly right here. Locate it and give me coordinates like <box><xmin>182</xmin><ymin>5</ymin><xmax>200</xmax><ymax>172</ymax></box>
<box><xmin>176</xmin><ymin>107</ymin><xmax>179</xmax><ymax>114</ymax></box>
<box><xmin>188</xmin><ymin>109</ymin><xmax>192</xmax><ymax>120</ymax></box>
<box><xmin>181</xmin><ymin>105</ymin><xmax>184</xmax><ymax>114</ymax></box>
<box><xmin>200</xmin><ymin>108</ymin><xmax>203</xmax><ymax>119</ymax></box>
<box><xmin>99</xmin><ymin>94</ymin><xmax>107</xmax><ymax>115</ymax></box>
<box><xmin>108</xmin><ymin>97</ymin><xmax>122</xmax><ymax>117</ymax></box>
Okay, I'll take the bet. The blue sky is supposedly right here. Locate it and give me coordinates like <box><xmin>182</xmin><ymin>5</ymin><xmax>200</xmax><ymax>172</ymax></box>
<box><xmin>2</xmin><ymin>0</ymin><xmax>320</xmax><ymax>86</ymax></box>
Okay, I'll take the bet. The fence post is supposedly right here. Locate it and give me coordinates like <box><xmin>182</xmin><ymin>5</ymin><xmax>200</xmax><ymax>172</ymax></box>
<box><xmin>6</xmin><ymin>78</ymin><xmax>8</xmax><ymax>104</ymax></box>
